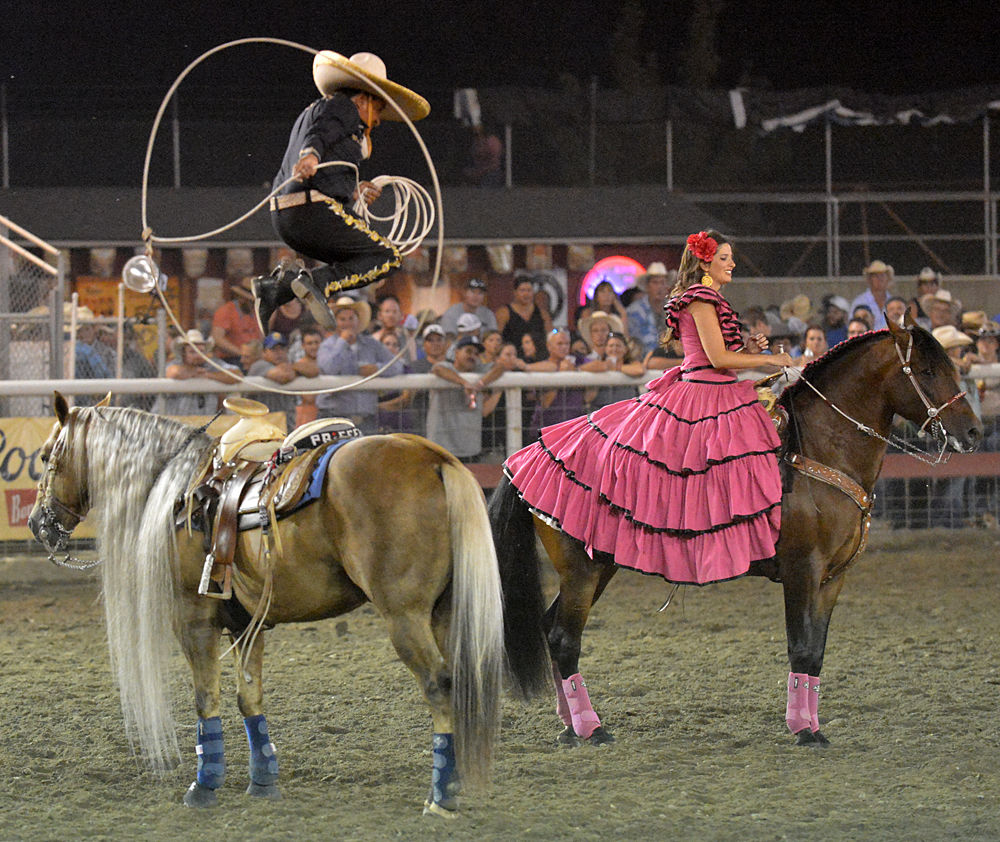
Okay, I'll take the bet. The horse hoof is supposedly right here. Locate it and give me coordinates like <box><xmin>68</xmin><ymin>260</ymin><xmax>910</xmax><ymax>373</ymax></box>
<box><xmin>794</xmin><ymin>729</ymin><xmax>831</xmax><ymax>748</ymax></box>
<box><xmin>246</xmin><ymin>781</ymin><xmax>282</xmax><ymax>800</ymax></box>
<box><xmin>183</xmin><ymin>781</ymin><xmax>218</xmax><ymax>808</ymax></box>
<box><xmin>556</xmin><ymin>726</ymin><xmax>582</xmax><ymax>747</ymax></box>
<box><xmin>423</xmin><ymin>799</ymin><xmax>459</xmax><ymax>820</ymax></box>
<box><xmin>587</xmin><ymin>726</ymin><xmax>615</xmax><ymax>745</ymax></box>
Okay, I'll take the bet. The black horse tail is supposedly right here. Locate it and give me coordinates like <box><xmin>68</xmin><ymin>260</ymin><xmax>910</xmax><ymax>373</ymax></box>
<box><xmin>488</xmin><ymin>474</ymin><xmax>553</xmax><ymax>701</ymax></box>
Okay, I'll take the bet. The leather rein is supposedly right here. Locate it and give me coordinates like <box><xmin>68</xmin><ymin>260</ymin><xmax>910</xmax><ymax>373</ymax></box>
<box><xmin>784</xmin><ymin>328</ymin><xmax>968</xmax><ymax>585</ymax></box>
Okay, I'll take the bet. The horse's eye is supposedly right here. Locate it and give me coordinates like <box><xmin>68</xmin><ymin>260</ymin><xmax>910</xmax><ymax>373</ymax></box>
<box><xmin>40</xmin><ymin>453</ymin><xmax>48</xmax><ymax>463</ymax></box>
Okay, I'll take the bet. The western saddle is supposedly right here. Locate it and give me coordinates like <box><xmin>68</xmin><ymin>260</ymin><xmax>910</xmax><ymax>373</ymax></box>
<box><xmin>179</xmin><ymin>397</ymin><xmax>360</xmax><ymax>600</ymax></box>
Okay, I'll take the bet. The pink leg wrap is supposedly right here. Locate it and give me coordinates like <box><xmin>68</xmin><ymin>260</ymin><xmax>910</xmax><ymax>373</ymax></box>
<box><xmin>552</xmin><ymin>662</ymin><xmax>573</xmax><ymax>727</ymax></box>
<box><xmin>561</xmin><ymin>673</ymin><xmax>601</xmax><ymax>739</ymax></box>
<box><xmin>785</xmin><ymin>672</ymin><xmax>813</xmax><ymax>734</ymax></box>
<box><xmin>807</xmin><ymin>675</ymin><xmax>821</xmax><ymax>733</ymax></box>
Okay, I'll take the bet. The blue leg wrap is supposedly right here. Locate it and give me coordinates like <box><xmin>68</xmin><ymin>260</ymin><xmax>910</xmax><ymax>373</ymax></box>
<box><xmin>244</xmin><ymin>715</ymin><xmax>279</xmax><ymax>786</ymax></box>
<box><xmin>195</xmin><ymin>716</ymin><xmax>226</xmax><ymax>790</ymax></box>
<box><xmin>429</xmin><ymin>732</ymin><xmax>460</xmax><ymax>810</ymax></box>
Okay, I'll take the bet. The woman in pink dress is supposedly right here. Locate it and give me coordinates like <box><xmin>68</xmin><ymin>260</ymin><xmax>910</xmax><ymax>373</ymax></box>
<box><xmin>503</xmin><ymin>230</ymin><xmax>793</xmax><ymax>584</ymax></box>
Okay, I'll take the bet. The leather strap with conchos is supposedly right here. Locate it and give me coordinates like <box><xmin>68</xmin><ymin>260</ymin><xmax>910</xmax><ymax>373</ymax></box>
<box><xmin>784</xmin><ymin>452</ymin><xmax>874</xmax><ymax>585</ymax></box>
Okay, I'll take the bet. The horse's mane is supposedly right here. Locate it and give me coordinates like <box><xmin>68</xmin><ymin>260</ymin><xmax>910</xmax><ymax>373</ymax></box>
<box><xmin>778</xmin><ymin>329</ymin><xmax>888</xmax><ymax>408</ymax></box>
<box><xmin>72</xmin><ymin>405</ymin><xmax>213</xmax><ymax>770</ymax></box>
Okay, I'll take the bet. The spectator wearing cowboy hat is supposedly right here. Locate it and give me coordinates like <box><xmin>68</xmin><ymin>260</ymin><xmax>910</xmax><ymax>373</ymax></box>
<box><xmin>850</xmin><ymin>260</ymin><xmax>894</xmax><ymax>330</ymax></box>
<box><xmin>439</xmin><ymin>278</ymin><xmax>498</xmax><ymax>339</ymax></box>
<box><xmin>627</xmin><ymin>261</ymin><xmax>675</xmax><ymax>355</ymax></box>
<box><xmin>315</xmin><ymin>294</ymin><xmax>404</xmax><ymax>433</ymax></box>
<box><xmin>212</xmin><ymin>276</ymin><xmax>264</xmax><ymax>366</ymax></box>
<box><xmin>922</xmin><ymin>289</ymin><xmax>960</xmax><ymax>330</ymax></box>
<box><xmin>252</xmin><ymin>51</ymin><xmax>430</xmax><ymax>336</ymax></box>
<box><xmin>164</xmin><ymin>329</ymin><xmax>241</xmax><ymax>416</ymax></box>
<box><xmin>779</xmin><ymin>294</ymin><xmax>814</xmax><ymax>349</ymax></box>
<box><xmin>579</xmin><ymin>310</ymin><xmax>626</xmax><ymax>361</ymax></box>
<box><xmin>907</xmin><ymin>267</ymin><xmax>941</xmax><ymax>327</ymax></box>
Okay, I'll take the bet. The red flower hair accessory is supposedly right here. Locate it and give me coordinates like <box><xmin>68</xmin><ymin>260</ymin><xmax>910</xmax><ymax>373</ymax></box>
<box><xmin>686</xmin><ymin>231</ymin><xmax>718</xmax><ymax>262</ymax></box>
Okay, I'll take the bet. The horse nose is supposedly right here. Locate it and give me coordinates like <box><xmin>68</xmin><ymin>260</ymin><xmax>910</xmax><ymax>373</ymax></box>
<box><xmin>967</xmin><ymin>425</ymin><xmax>983</xmax><ymax>450</ymax></box>
<box><xmin>27</xmin><ymin>508</ymin><xmax>41</xmax><ymax>541</ymax></box>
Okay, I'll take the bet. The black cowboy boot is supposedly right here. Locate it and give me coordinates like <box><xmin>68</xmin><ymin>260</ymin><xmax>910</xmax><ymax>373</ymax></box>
<box><xmin>251</xmin><ymin>258</ymin><xmax>302</xmax><ymax>335</ymax></box>
<box><xmin>290</xmin><ymin>269</ymin><xmax>337</xmax><ymax>330</ymax></box>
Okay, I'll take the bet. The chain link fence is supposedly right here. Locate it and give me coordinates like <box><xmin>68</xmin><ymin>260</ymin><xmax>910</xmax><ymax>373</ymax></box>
<box><xmin>0</xmin><ymin>216</ymin><xmax>64</xmax><ymax>420</ymax></box>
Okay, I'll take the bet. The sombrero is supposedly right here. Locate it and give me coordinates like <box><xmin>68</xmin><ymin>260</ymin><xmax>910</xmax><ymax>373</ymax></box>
<box><xmin>312</xmin><ymin>51</ymin><xmax>430</xmax><ymax>122</ymax></box>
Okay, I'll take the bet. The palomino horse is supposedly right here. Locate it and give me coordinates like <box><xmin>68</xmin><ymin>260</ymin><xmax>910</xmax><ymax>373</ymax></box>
<box><xmin>28</xmin><ymin>394</ymin><xmax>545</xmax><ymax>816</ymax></box>
<box><xmin>490</xmin><ymin>316</ymin><xmax>983</xmax><ymax>746</ymax></box>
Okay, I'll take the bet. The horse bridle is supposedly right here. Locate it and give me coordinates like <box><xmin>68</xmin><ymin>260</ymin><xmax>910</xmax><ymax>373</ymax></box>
<box><xmin>794</xmin><ymin>327</ymin><xmax>967</xmax><ymax>465</ymax></box>
<box><xmin>35</xmin><ymin>425</ymin><xmax>99</xmax><ymax>569</ymax></box>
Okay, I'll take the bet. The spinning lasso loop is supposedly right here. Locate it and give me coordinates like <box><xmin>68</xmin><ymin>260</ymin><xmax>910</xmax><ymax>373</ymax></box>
<box><xmin>136</xmin><ymin>37</ymin><xmax>444</xmax><ymax>396</ymax></box>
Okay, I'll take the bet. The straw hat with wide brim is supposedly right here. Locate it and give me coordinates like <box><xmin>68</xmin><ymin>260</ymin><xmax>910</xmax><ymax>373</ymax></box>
<box><xmin>919</xmin><ymin>288</ymin><xmax>961</xmax><ymax>316</ymax></box>
<box><xmin>330</xmin><ymin>295</ymin><xmax>372</xmax><ymax>331</ymax></box>
<box><xmin>313</xmin><ymin>51</ymin><xmax>430</xmax><ymax>122</ymax></box>
<box><xmin>579</xmin><ymin>310</ymin><xmax>625</xmax><ymax>347</ymax></box>
<box><xmin>932</xmin><ymin>324</ymin><xmax>973</xmax><ymax>350</ymax></box>
<box><xmin>779</xmin><ymin>293</ymin><xmax>814</xmax><ymax>322</ymax></box>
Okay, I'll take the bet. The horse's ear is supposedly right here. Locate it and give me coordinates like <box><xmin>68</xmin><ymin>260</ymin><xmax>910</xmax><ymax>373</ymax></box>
<box><xmin>95</xmin><ymin>392</ymin><xmax>112</xmax><ymax>408</ymax></box>
<box><xmin>53</xmin><ymin>391</ymin><xmax>69</xmax><ymax>425</ymax></box>
<box><xmin>886</xmin><ymin>313</ymin><xmax>909</xmax><ymax>341</ymax></box>
<box><xmin>902</xmin><ymin>308</ymin><xmax>917</xmax><ymax>329</ymax></box>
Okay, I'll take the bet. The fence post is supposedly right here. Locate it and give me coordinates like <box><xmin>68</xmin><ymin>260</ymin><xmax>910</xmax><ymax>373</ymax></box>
<box><xmin>504</xmin><ymin>386</ymin><xmax>523</xmax><ymax>458</ymax></box>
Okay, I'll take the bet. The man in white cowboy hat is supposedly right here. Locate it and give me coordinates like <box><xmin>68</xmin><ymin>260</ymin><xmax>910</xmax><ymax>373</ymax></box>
<box><xmin>850</xmin><ymin>259</ymin><xmax>894</xmax><ymax>331</ymax></box>
<box><xmin>315</xmin><ymin>294</ymin><xmax>405</xmax><ymax>433</ymax></box>
<box><xmin>626</xmin><ymin>261</ymin><xmax>675</xmax><ymax>355</ymax></box>
<box><xmin>164</xmin><ymin>329</ymin><xmax>241</xmax><ymax>416</ymax></box>
<box><xmin>252</xmin><ymin>51</ymin><xmax>430</xmax><ymax>336</ymax></box>
<box><xmin>922</xmin><ymin>288</ymin><xmax>960</xmax><ymax>331</ymax></box>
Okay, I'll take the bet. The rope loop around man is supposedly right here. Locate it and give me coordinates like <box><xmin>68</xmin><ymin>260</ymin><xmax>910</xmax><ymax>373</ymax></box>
<box><xmin>136</xmin><ymin>37</ymin><xmax>445</xmax><ymax>397</ymax></box>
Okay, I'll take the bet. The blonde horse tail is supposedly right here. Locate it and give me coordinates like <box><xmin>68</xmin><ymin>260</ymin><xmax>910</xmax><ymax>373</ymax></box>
<box><xmin>440</xmin><ymin>457</ymin><xmax>505</xmax><ymax>791</ymax></box>
<box><xmin>101</xmin><ymin>468</ymin><xmax>187</xmax><ymax>772</ymax></box>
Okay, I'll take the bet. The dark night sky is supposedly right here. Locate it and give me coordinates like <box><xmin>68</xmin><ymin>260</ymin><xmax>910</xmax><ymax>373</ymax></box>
<box><xmin>4</xmin><ymin>0</ymin><xmax>997</xmax><ymax>96</ymax></box>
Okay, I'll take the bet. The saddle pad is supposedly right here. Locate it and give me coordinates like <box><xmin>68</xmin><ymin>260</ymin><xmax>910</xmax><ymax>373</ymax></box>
<box><xmin>237</xmin><ymin>438</ymin><xmax>350</xmax><ymax>531</ymax></box>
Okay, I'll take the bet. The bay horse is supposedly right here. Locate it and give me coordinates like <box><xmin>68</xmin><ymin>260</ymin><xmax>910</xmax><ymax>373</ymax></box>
<box><xmin>489</xmin><ymin>316</ymin><xmax>983</xmax><ymax>747</ymax></box>
<box><xmin>27</xmin><ymin>393</ymin><xmax>544</xmax><ymax>817</ymax></box>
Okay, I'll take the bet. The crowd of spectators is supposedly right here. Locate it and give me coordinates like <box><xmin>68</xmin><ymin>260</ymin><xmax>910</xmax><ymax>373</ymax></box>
<box><xmin>80</xmin><ymin>257</ymin><xmax>999</xmax><ymax>526</ymax></box>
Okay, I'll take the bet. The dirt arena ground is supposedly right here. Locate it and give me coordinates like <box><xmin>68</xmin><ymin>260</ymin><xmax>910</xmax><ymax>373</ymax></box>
<box><xmin>2</xmin><ymin>527</ymin><xmax>999</xmax><ymax>841</ymax></box>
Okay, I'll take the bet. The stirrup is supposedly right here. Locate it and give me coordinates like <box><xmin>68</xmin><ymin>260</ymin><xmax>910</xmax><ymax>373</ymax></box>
<box><xmin>198</xmin><ymin>554</ymin><xmax>232</xmax><ymax>600</ymax></box>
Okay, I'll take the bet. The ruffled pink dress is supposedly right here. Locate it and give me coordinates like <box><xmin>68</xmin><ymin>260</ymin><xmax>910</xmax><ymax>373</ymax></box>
<box><xmin>504</xmin><ymin>286</ymin><xmax>782</xmax><ymax>584</ymax></box>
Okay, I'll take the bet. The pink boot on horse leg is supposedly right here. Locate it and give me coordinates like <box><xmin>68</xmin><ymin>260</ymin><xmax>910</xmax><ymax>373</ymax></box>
<box><xmin>785</xmin><ymin>672</ymin><xmax>828</xmax><ymax>747</ymax></box>
<box><xmin>551</xmin><ymin>661</ymin><xmax>614</xmax><ymax>746</ymax></box>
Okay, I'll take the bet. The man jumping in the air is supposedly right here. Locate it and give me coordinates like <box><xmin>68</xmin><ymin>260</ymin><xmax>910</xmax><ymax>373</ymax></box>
<box><xmin>253</xmin><ymin>51</ymin><xmax>430</xmax><ymax>334</ymax></box>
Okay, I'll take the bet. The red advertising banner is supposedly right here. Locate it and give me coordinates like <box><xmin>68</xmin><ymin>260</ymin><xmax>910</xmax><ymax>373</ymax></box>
<box><xmin>5</xmin><ymin>488</ymin><xmax>38</xmax><ymax>529</ymax></box>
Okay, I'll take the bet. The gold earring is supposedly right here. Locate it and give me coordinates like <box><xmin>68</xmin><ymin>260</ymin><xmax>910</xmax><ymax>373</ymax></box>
<box><xmin>701</xmin><ymin>274</ymin><xmax>714</xmax><ymax>288</ymax></box>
